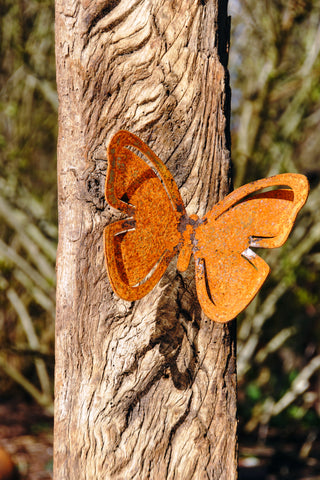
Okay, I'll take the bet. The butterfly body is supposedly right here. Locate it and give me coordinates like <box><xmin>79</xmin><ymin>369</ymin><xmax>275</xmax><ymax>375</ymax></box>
<box><xmin>104</xmin><ymin>130</ymin><xmax>309</xmax><ymax>323</ymax></box>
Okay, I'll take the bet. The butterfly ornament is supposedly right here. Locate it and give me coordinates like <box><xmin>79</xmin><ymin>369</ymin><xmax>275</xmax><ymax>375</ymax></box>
<box><xmin>104</xmin><ymin>131</ymin><xmax>309</xmax><ymax>323</ymax></box>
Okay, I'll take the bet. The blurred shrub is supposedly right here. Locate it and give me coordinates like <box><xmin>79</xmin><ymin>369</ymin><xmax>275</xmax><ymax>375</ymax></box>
<box><xmin>230</xmin><ymin>0</ymin><xmax>320</xmax><ymax>438</ymax></box>
<box><xmin>0</xmin><ymin>0</ymin><xmax>56</xmax><ymax>413</ymax></box>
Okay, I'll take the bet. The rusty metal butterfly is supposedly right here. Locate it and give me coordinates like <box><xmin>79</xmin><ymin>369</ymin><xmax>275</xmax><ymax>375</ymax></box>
<box><xmin>104</xmin><ymin>130</ymin><xmax>309</xmax><ymax>323</ymax></box>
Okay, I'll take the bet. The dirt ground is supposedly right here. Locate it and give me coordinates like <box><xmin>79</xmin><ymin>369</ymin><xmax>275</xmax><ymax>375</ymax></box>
<box><xmin>239</xmin><ymin>430</ymin><xmax>320</xmax><ymax>480</ymax></box>
<box><xmin>0</xmin><ymin>401</ymin><xmax>53</xmax><ymax>480</ymax></box>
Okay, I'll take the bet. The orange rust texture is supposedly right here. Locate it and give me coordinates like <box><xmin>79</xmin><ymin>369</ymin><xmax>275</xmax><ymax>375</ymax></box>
<box><xmin>104</xmin><ymin>131</ymin><xmax>309</xmax><ymax>323</ymax></box>
<box><xmin>104</xmin><ymin>131</ymin><xmax>186</xmax><ymax>301</ymax></box>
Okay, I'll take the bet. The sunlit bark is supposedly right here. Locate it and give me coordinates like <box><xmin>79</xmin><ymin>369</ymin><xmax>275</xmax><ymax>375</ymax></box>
<box><xmin>55</xmin><ymin>1</ymin><xmax>237</xmax><ymax>478</ymax></box>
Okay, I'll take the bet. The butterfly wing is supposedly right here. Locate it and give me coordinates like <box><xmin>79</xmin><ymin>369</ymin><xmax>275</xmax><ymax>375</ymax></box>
<box><xmin>104</xmin><ymin>131</ymin><xmax>186</xmax><ymax>301</ymax></box>
<box><xmin>194</xmin><ymin>174</ymin><xmax>309</xmax><ymax>323</ymax></box>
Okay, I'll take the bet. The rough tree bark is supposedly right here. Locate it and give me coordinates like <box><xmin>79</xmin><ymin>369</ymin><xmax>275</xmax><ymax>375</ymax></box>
<box><xmin>55</xmin><ymin>1</ymin><xmax>237</xmax><ymax>479</ymax></box>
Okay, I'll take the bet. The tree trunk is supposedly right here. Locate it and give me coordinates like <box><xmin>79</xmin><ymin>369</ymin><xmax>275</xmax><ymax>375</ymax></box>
<box><xmin>54</xmin><ymin>1</ymin><xmax>237</xmax><ymax>479</ymax></box>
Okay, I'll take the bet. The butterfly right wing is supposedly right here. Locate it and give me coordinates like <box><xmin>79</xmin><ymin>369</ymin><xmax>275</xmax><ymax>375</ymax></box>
<box><xmin>193</xmin><ymin>174</ymin><xmax>309</xmax><ymax>323</ymax></box>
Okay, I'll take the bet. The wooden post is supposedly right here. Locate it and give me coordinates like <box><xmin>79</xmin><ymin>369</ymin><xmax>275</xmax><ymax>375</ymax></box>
<box><xmin>54</xmin><ymin>1</ymin><xmax>237</xmax><ymax>478</ymax></box>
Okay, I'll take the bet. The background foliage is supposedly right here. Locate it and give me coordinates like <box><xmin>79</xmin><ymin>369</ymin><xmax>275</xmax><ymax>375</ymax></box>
<box><xmin>230</xmin><ymin>0</ymin><xmax>320</xmax><ymax>461</ymax></box>
<box><xmin>0</xmin><ymin>0</ymin><xmax>56</xmax><ymax>413</ymax></box>
<box><xmin>0</xmin><ymin>0</ymin><xmax>319</xmax><ymax>468</ymax></box>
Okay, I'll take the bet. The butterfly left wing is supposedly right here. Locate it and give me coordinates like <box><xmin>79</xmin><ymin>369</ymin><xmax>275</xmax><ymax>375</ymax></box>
<box><xmin>104</xmin><ymin>131</ymin><xmax>186</xmax><ymax>301</ymax></box>
<box><xmin>193</xmin><ymin>174</ymin><xmax>309</xmax><ymax>323</ymax></box>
